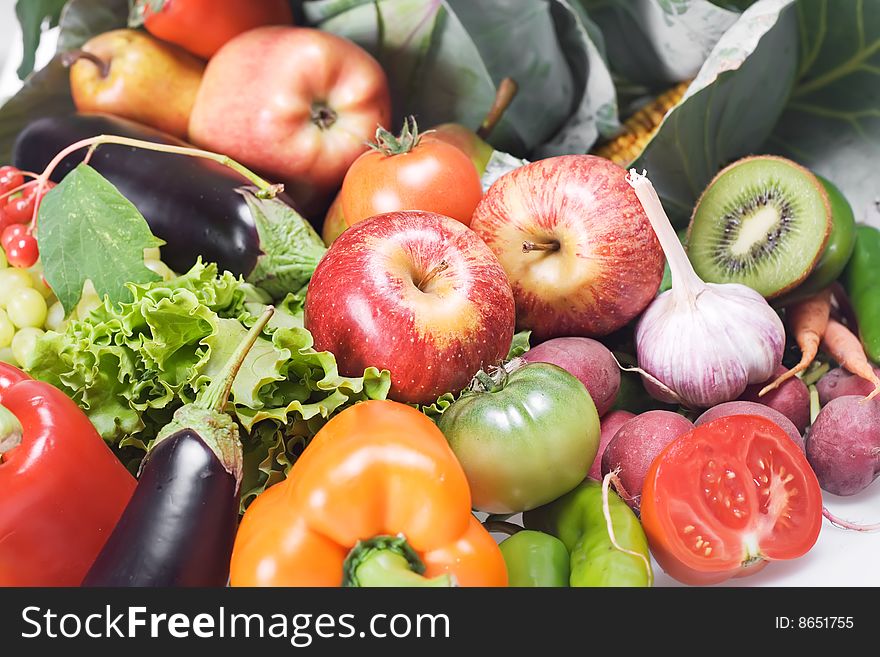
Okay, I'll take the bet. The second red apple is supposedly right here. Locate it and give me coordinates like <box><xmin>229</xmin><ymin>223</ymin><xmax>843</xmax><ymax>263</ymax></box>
<box><xmin>470</xmin><ymin>155</ymin><xmax>664</xmax><ymax>340</ymax></box>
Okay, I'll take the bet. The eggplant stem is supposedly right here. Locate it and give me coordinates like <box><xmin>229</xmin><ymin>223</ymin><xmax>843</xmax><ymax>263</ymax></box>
<box><xmin>198</xmin><ymin>307</ymin><xmax>275</xmax><ymax>413</ymax></box>
<box><xmin>477</xmin><ymin>77</ymin><xmax>518</xmax><ymax>139</ymax></box>
<box><xmin>0</xmin><ymin>404</ymin><xmax>23</xmax><ymax>458</ymax></box>
<box><xmin>32</xmin><ymin>135</ymin><xmax>283</xmax><ymax>228</ymax></box>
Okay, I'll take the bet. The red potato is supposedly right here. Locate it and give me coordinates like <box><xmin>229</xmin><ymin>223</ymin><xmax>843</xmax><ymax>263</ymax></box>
<box><xmin>695</xmin><ymin>401</ymin><xmax>804</xmax><ymax>452</ymax></box>
<box><xmin>600</xmin><ymin>410</ymin><xmax>693</xmax><ymax>510</ymax></box>
<box><xmin>521</xmin><ymin>337</ymin><xmax>620</xmax><ymax>416</ymax></box>
<box><xmin>816</xmin><ymin>365</ymin><xmax>880</xmax><ymax>406</ymax></box>
<box><xmin>807</xmin><ymin>395</ymin><xmax>880</xmax><ymax>496</ymax></box>
<box><xmin>739</xmin><ymin>365</ymin><xmax>810</xmax><ymax>434</ymax></box>
<box><xmin>589</xmin><ymin>410</ymin><xmax>634</xmax><ymax>481</ymax></box>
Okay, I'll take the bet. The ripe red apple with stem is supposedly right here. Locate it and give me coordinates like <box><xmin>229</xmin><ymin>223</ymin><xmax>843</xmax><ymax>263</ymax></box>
<box><xmin>304</xmin><ymin>211</ymin><xmax>516</xmax><ymax>405</ymax></box>
<box><xmin>470</xmin><ymin>155</ymin><xmax>664</xmax><ymax>340</ymax></box>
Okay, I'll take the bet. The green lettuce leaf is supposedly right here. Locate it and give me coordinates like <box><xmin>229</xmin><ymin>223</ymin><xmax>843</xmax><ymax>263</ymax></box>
<box><xmin>26</xmin><ymin>260</ymin><xmax>391</xmax><ymax>508</ymax></box>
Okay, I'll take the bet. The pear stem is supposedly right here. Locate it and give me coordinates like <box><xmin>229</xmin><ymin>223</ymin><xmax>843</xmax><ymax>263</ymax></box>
<box><xmin>477</xmin><ymin>77</ymin><xmax>518</xmax><ymax>139</ymax></box>
<box><xmin>61</xmin><ymin>50</ymin><xmax>111</xmax><ymax>78</ymax></box>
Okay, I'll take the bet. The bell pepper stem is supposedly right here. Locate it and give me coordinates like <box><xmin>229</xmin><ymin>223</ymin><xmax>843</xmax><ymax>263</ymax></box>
<box><xmin>197</xmin><ymin>306</ymin><xmax>275</xmax><ymax>413</ymax></box>
<box><xmin>0</xmin><ymin>403</ymin><xmax>23</xmax><ymax>457</ymax></box>
<box><xmin>342</xmin><ymin>535</ymin><xmax>455</xmax><ymax>587</ymax></box>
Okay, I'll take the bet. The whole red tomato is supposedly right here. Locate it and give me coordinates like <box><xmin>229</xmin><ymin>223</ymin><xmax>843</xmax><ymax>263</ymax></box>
<box><xmin>340</xmin><ymin>120</ymin><xmax>483</xmax><ymax>227</ymax></box>
<box><xmin>137</xmin><ymin>0</ymin><xmax>293</xmax><ymax>59</ymax></box>
<box><xmin>640</xmin><ymin>415</ymin><xmax>822</xmax><ymax>586</ymax></box>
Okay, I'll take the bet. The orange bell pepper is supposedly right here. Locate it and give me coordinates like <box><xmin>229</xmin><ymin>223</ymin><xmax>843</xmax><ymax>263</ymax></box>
<box><xmin>230</xmin><ymin>400</ymin><xmax>507</xmax><ymax>586</ymax></box>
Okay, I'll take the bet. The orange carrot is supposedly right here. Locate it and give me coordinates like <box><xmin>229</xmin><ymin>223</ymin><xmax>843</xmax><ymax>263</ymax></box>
<box><xmin>760</xmin><ymin>289</ymin><xmax>832</xmax><ymax>396</ymax></box>
<box><xmin>821</xmin><ymin>318</ymin><xmax>880</xmax><ymax>401</ymax></box>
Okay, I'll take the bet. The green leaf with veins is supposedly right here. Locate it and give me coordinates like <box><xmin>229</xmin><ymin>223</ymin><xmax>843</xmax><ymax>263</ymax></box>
<box><xmin>304</xmin><ymin>0</ymin><xmax>616</xmax><ymax>156</ymax></box>
<box><xmin>768</xmin><ymin>0</ymin><xmax>880</xmax><ymax>227</ymax></box>
<box><xmin>36</xmin><ymin>164</ymin><xmax>164</xmax><ymax>314</ymax></box>
<box><xmin>630</xmin><ymin>0</ymin><xmax>799</xmax><ymax>226</ymax></box>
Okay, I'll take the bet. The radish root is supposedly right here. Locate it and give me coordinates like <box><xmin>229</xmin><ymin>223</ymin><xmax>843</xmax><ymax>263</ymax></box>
<box><xmin>822</xmin><ymin>506</ymin><xmax>880</xmax><ymax>532</ymax></box>
<box><xmin>602</xmin><ymin>471</ymin><xmax>653</xmax><ymax>585</ymax></box>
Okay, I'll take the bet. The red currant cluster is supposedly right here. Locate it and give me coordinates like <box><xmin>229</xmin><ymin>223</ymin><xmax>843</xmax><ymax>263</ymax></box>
<box><xmin>0</xmin><ymin>165</ymin><xmax>55</xmax><ymax>269</ymax></box>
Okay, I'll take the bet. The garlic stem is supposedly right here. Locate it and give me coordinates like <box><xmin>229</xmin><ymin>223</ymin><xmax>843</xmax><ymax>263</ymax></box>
<box><xmin>626</xmin><ymin>170</ymin><xmax>703</xmax><ymax>295</ymax></box>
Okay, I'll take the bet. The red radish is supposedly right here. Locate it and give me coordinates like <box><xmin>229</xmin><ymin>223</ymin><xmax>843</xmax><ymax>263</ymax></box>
<box><xmin>521</xmin><ymin>337</ymin><xmax>620</xmax><ymax>416</ymax></box>
<box><xmin>807</xmin><ymin>395</ymin><xmax>880</xmax><ymax>496</ymax></box>
<box><xmin>817</xmin><ymin>365</ymin><xmax>880</xmax><ymax>406</ymax></box>
<box><xmin>589</xmin><ymin>410</ymin><xmax>634</xmax><ymax>481</ymax></box>
<box><xmin>600</xmin><ymin>410</ymin><xmax>693</xmax><ymax>510</ymax></box>
<box><xmin>821</xmin><ymin>319</ymin><xmax>880</xmax><ymax>401</ymax></box>
<box><xmin>739</xmin><ymin>365</ymin><xmax>810</xmax><ymax>434</ymax></box>
<box><xmin>695</xmin><ymin>401</ymin><xmax>804</xmax><ymax>452</ymax></box>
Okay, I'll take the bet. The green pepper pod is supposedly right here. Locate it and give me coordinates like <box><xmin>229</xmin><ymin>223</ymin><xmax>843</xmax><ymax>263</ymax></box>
<box><xmin>497</xmin><ymin>529</ymin><xmax>570</xmax><ymax>587</ymax></box>
<box><xmin>844</xmin><ymin>224</ymin><xmax>880</xmax><ymax>363</ymax></box>
<box><xmin>524</xmin><ymin>479</ymin><xmax>653</xmax><ymax>587</ymax></box>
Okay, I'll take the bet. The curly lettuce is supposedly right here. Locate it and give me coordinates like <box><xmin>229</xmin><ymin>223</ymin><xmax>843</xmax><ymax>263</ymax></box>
<box><xmin>26</xmin><ymin>260</ymin><xmax>390</xmax><ymax>506</ymax></box>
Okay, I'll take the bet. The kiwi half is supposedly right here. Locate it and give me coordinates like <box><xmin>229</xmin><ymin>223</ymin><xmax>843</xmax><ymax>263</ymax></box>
<box><xmin>687</xmin><ymin>155</ymin><xmax>831</xmax><ymax>298</ymax></box>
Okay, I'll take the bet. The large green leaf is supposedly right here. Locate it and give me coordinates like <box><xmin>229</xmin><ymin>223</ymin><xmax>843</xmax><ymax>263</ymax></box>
<box><xmin>0</xmin><ymin>0</ymin><xmax>128</xmax><ymax>164</ymax></box>
<box><xmin>630</xmin><ymin>0</ymin><xmax>799</xmax><ymax>225</ymax></box>
<box><xmin>578</xmin><ymin>0</ymin><xmax>741</xmax><ymax>93</ymax></box>
<box><xmin>304</xmin><ymin>0</ymin><xmax>617</xmax><ymax>156</ymax></box>
<box><xmin>768</xmin><ymin>0</ymin><xmax>880</xmax><ymax>227</ymax></box>
<box><xmin>14</xmin><ymin>0</ymin><xmax>68</xmax><ymax>80</ymax></box>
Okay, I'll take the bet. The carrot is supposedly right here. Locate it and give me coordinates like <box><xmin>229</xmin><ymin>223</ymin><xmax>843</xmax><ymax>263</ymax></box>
<box><xmin>760</xmin><ymin>289</ymin><xmax>831</xmax><ymax>396</ymax></box>
<box><xmin>821</xmin><ymin>318</ymin><xmax>880</xmax><ymax>401</ymax></box>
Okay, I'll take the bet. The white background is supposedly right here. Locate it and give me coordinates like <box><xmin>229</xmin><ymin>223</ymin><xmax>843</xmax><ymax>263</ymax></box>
<box><xmin>1</xmin><ymin>0</ymin><xmax>879</xmax><ymax>587</ymax></box>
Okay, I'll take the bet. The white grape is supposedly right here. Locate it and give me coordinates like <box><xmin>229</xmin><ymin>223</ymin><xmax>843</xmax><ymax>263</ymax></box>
<box><xmin>6</xmin><ymin>288</ymin><xmax>48</xmax><ymax>329</ymax></box>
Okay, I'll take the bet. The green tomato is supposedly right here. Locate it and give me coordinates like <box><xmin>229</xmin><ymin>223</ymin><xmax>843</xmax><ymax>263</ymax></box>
<box><xmin>524</xmin><ymin>479</ymin><xmax>652</xmax><ymax>587</ymax></box>
<box><xmin>499</xmin><ymin>530</ymin><xmax>569</xmax><ymax>587</ymax></box>
<box><xmin>437</xmin><ymin>362</ymin><xmax>600</xmax><ymax>513</ymax></box>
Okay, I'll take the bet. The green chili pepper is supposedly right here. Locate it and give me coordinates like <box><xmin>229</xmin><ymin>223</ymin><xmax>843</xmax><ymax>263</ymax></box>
<box><xmin>523</xmin><ymin>479</ymin><xmax>653</xmax><ymax>587</ymax></box>
<box><xmin>494</xmin><ymin>526</ymin><xmax>569</xmax><ymax>587</ymax></box>
<box><xmin>844</xmin><ymin>224</ymin><xmax>880</xmax><ymax>363</ymax></box>
<box><xmin>775</xmin><ymin>176</ymin><xmax>856</xmax><ymax>307</ymax></box>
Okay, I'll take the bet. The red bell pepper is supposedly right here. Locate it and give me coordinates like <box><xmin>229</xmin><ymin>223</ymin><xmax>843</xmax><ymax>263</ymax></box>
<box><xmin>0</xmin><ymin>363</ymin><xmax>136</xmax><ymax>586</ymax></box>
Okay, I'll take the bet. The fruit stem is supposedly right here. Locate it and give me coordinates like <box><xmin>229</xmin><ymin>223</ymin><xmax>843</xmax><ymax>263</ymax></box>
<box><xmin>61</xmin><ymin>50</ymin><xmax>111</xmax><ymax>78</ymax></box>
<box><xmin>197</xmin><ymin>306</ymin><xmax>275</xmax><ymax>414</ymax></box>
<box><xmin>368</xmin><ymin>117</ymin><xmax>422</xmax><ymax>157</ymax></box>
<box><xmin>522</xmin><ymin>240</ymin><xmax>560</xmax><ymax>253</ymax></box>
<box><xmin>417</xmin><ymin>260</ymin><xmax>448</xmax><ymax>290</ymax></box>
<box><xmin>483</xmin><ymin>520</ymin><xmax>522</xmax><ymax>536</ymax></box>
<box><xmin>477</xmin><ymin>78</ymin><xmax>519</xmax><ymax>139</ymax></box>
<box><xmin>342</xmin><ymin>535</ymin><xmax>455</xmax><ymax>587</ymax></box>
<box><xmin>0</xmin><ymin>404</ymin><xmax>23</xmax><ymax>460</ymax></box>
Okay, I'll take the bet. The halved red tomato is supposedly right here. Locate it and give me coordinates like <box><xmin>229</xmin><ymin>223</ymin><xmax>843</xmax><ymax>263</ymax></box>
<box><xmin>640</xmin><ymin>415</ymin><xmax>822</xmax><ymax>586</ymax></box>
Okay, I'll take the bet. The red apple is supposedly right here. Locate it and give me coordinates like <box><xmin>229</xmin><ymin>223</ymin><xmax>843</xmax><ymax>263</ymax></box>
<box><xmin>470</xmin><ymin>155</ymin><xmax>664</xmax><ymax>340</ymax></box>
<box><xmin>304</xmin><ymin>211</ymin><xmax>516</xmax><ymax>405</ymax></box>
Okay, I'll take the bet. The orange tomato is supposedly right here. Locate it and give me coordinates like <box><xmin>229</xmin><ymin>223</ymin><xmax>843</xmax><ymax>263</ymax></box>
<box><xmin>230</xmin><ymin>400</ymin><xmax>507</xmax><ymax>587</ymax></box>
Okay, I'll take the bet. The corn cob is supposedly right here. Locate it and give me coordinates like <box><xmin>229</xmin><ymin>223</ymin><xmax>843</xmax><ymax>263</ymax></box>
<box><xmin>593</xmin><ymin>80</ymin><xmax>691</xmax><ymax>166</ymax></box>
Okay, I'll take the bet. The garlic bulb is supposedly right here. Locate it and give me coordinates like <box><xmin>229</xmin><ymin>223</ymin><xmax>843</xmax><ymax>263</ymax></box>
<box><xmin>627</xmin><ymin>170</ymin><xmax>785</xmax><ymax>408</ymax></box>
